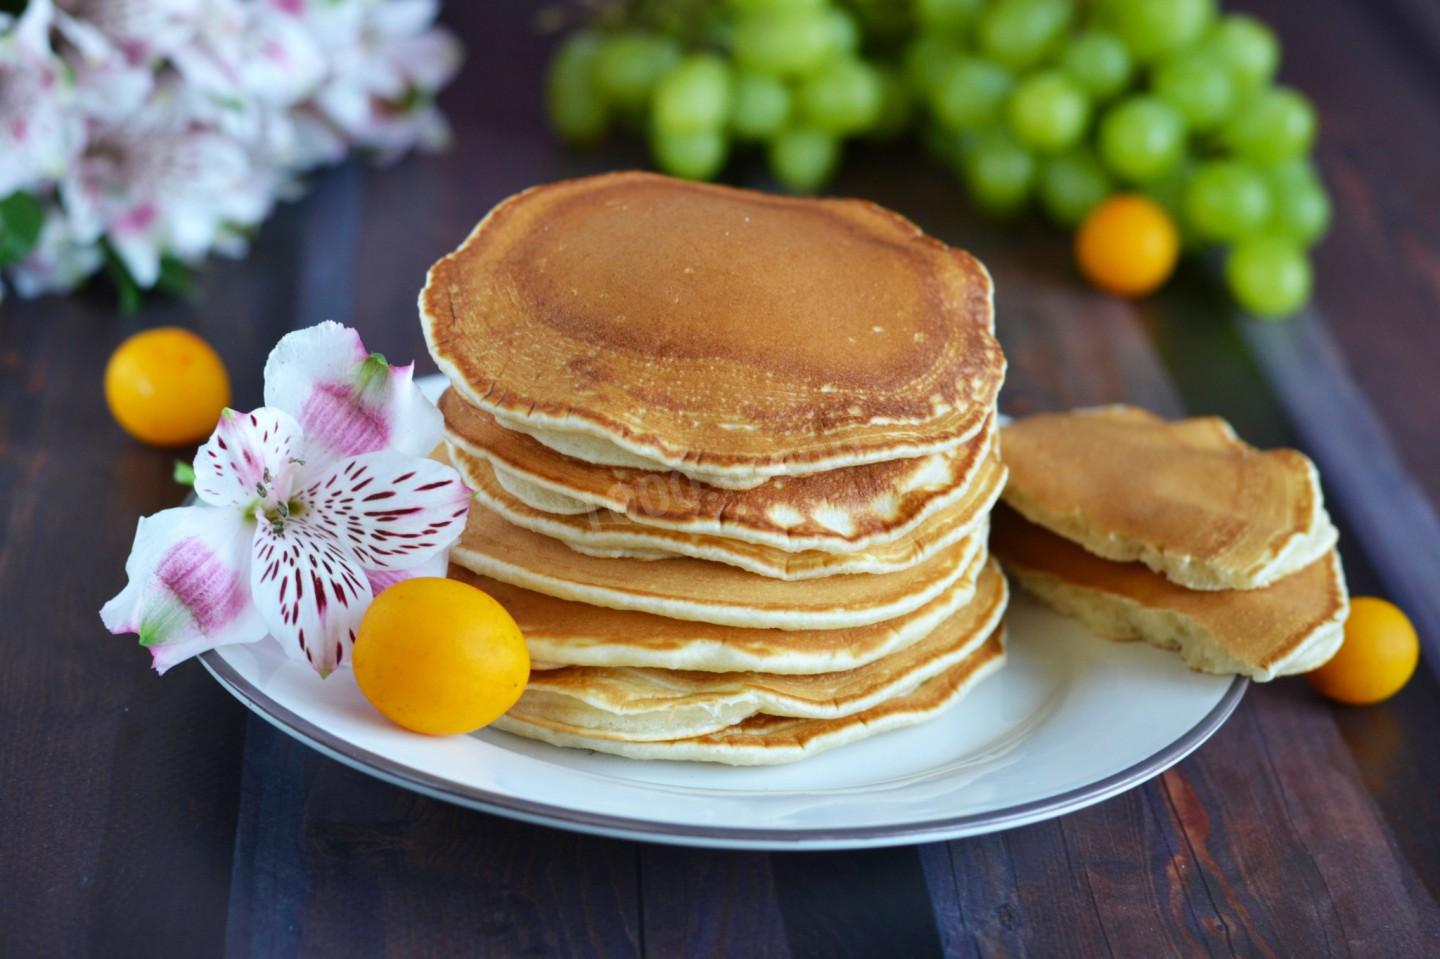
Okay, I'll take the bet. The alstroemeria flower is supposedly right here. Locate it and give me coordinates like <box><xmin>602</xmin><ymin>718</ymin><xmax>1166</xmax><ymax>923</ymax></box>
<box><xmin>60</xmin><ymin>81</ymin><xmax>280</xmax><ymax>287</ymax></box>
<box><xmin>0</xmin><ymin>0</ymin><xmax>84</xmax><ymax>198</ymax></box>
<box><xmin>101</xmin><ymin>322</ymin><xmax>472</xmax><ymax>676</ymax></box>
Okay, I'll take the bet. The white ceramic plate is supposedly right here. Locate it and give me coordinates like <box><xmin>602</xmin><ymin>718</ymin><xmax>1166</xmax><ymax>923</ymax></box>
<box><xmin>200</xmin><ymin>375</ymin><xmax>1243</xmax><ymax>849</ymax></box>
<box><xmin>202</xmin><ymin>595</ymin><xmax>1243</xmax><ymax>850</ymax></box>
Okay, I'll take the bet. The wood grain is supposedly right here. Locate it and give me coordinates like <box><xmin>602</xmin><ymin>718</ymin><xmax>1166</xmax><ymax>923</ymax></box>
<box><xmin>1246</xmin><ymin>0</ymin><xmax>1440</xmax><ymax>510</ymax></box>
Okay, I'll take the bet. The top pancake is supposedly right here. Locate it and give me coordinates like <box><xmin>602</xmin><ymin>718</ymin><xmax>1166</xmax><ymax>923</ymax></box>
<box><xmin>1000</xmin><ymin>406</ymin><xmax>1337</xmax><ymax>590</ymax></box>
<box><xmin>420</xmin><ymin>171</ymin><xmax>1004</xmax><ymax>484</ymax></box>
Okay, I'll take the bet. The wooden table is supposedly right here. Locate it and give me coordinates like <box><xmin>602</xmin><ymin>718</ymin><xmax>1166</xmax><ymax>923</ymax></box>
<box><xmin>3</xmin><ymin>3</ymin><xmax>1439</xmax><ymax>955</ymax></box>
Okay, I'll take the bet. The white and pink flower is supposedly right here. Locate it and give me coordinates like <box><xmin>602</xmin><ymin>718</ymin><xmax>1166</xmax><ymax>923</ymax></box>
<box><xmin>61</xmin><ymin>78</ymin><xmax>280</xmax><ymax>286</ymax></box>
<box><xmin>101</xmin><ymin>322</ymin><xmax>472</xmax><ymax>677</ymax></box>
<box><xmin>1</xmin><ymin>0</ymin><xmax>461</xmax><ymax>299</ymax></box>
<box><xmin>7</xmin><ymin>202</ymin><xmax>104</xmax><ymax>297</ymax></box>
<box><xmin>0</xmin><ymin>0</ymin><xmax>83</xmax><ymax>197</ymax></box>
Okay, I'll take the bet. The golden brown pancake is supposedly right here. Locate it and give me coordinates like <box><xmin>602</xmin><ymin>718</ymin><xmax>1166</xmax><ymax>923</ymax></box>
<box><xmin>503</xmin><ymin>561</ymin><xmax>1007</xmax><ymax>741</ymax></box>
<box><xmin>492</xmin><ymin>629</ymin><xmax>1007</xmax><ymax>765</ymax></box>
<box><xmin>441</xmin><ymin>387</ymin><xmax>1001</xmax><ymax>553</ymax></box>
<box><xmin>420</xmin><ymin>171</ymin><xmax>1004</xmax><ymax>484</ymax></box>
<box><xmin>1001</xmin><ymin>406</ymin><xmax>1337</xmax><ymax>590</ymax></box>
<box><xmin>446</xmin><ymin>440</ymin><xmax>1006</xmax><ymax>580</ymax></box>
<box><xmin>447</xmin><ymin>554</ymin><xmax>996</xmax><ymax>675</ymax></box>
<box><xmin>991</xmin><ymin>506</ymin><xmax>1347</xmax><ymax>680</ymax></box>
<box><xmin>449</xmin><ymin>501</ymin><xmax>986</xmax><ymax>630</ymax></box>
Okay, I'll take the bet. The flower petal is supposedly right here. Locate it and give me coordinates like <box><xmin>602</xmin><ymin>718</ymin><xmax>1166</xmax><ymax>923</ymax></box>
<box><xmin>250</xmin><ymin>512</ymin><xmax>372</xmax><ymax>677</ymax></box>
<box><xmin>193</xmin><ymin>407</ymin><xmax>304</xmax><ymax>509</ymax></box>
<box><xmin>100</xmin><ymin>506</ymin><xmax>266</xmax><ymax>673</ymax></box>
<box><xmin>295</xmin><ymin>451</ymin><xmax>471</xmax><ymax>572</ymax></box>
<box><xmin>262</xmin><ymin>321</ymin><xmax>442</xmax><ymax>463</ymax></box>
<box><xmin>365</xmin><ymin>550</ymin><xmax>448</xmax><ymax>596</ymax></box>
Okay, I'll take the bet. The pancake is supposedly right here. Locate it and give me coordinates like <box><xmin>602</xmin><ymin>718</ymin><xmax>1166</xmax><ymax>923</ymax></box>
<box><xmin>991</xmin><ymin>507</ymin><xmax>1347</xmax><ymax>680</ymax></box>
<box><xmin>503</xmin><ymin>560</ymin><xmax>1007</xmax><ymax>741</ymax></box>
<box><xmin>420</xmin><ymin>171</ymin><xmax>1004</xmax><ymax>486</ymax></box>
<box><xmin>446</xmin><ymin>441</ymin><xmax>1006</xmax><ymax>580</ymax></box>
<box><xmin>1001</xmin><ymin>406</ymin><xmax>1336</xmax><ymax>590</ymax></box>
<box><xmin>447</xmin><ymin>553</ymin><xmax>994</xmax><ymax>674</ymax></box>
<box><xmin>441</xmin><ymin>387</ymin><xmax>1001</xmax><ymax>553</ymax></box>
<box><xmin>492</xmin><ymin>629</ymin><xmax>1007</xmax><ymax>765</ymax></box>
<box><xmin>450</xmin><ymin>502</ymin><xmax>986</xmax><ymax>630</ymax></box>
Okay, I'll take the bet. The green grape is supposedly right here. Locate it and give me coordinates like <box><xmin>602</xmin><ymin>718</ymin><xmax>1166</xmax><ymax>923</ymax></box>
<box><xmin>547</xmin><ymin>32</ymin><xmax>609</xmax><ymax>145</ymax></box>
<box><xmin>1203</xmin><ymin>15</ymin><xmax>1279</xmax><ymax>90</ymax></box>
<box><xmin>1183</xmin><ymin>161</ymin><xmax>1271</xmax><ymax>241</ymax></box>
<box><xmin>1006</xmin><ymin>70</ymin><xmax>1090</xmax><ymax>153</ymax></box>
<box><xmin>1039</xmin><ymin>149</ymin><xmax>1111</xmax><ymax>225</ymax></box>
<box><xmin>1223</xmin><ymin>87</ymin><xmax>1317</xmax><ymax>163</ymax></box>
<box><xmin>1061</xmin><ymin>31</ymin><xmax>1132</xmax><ymax>101</ymax></box>
<box><xmin>1141</xmin><ymin>162</ymin><xmax>1196</xmax><ymax>237</ymax></box>
<box><xmin>733</xmin><ymin>10</ymin><xmax>838</xmax><ymax>78</ymax></box>
<box><xmin>930</xmin><ymin>57</ymin><xmax>1013</xmax><ymax>130</ymax></box>
<box><xmin>1265</xmin><ymin>160</ymin><xmax>1331</xmax><ymax>245</ymax></box>
<box><xmin>916</xmin><ymin>0</ymin><xmax>984</xmax><ymax>36</ymax></box>
<box><xmin>825</xmin><ymin>8</ymin><xmax>861</xmax><ymax>56</ymax></box>
<box><xmin>651</xmin><ymin>127</ymin><xmax>729</xmax><ymax>180</ymax></box>
<box><xmin>653</xmin><ymin>55</ymin><xmax>733</xmax><ymax>136</ymax></box>
<box><xmin>962</xmin><ymin>127</ymin><xmax>1037</xmax><ymax>214</ymax></box>
<box><xmin>868</xmin><ymin>66</ymin><xmax>915</xmax><ymax>141</ymax></box>
<box><xmin>769</xmin><ymin>127</ymin><xmax>840</xmax><ymax>193</ymax></box>
<box><xmin>978</xmin><ymin>0</ymin><xmax>1074</xmax><ymax>70</ymax></box>
<box><xmin>1153</xmin><ymin>50</ymin><xmax>1234</xmax><ymax>132</ymax></box>
<box><xmin>1106</xmin><ymin>0</ymin><xmax>1216</xmax><ymax>63</ymax></box>
<box><xmin>593</xmin><ymin>32</ymin><xmax>681</xmax><ymax>112</ymax></box>
<box><xmin>798</xmin><ymin>57</ymin><xmax>884</xmax><ymax>135</ymax></box>
<box><xmin>1226</xmin><ymin>235</ymin><xmax>1312</xmax><ymax>317</ymax></box>
<box><xmin>1097</xmin><ymin>95</ymin><xmax>1186</xmax><ymax>182</ymax></box>
<box><xmin>728</xmin><ymin>0</ymin><xmax>826</xmax><ymax>12</ymax></box>
<box><xmin>731</xmin><ymin>71</ymin><xmax>791</xmax><ymax>140</ymax></box>
<box><xmin>904</xmin><ymin>35</ymin><xmax>960</xmax><ymax>97</ymax></box>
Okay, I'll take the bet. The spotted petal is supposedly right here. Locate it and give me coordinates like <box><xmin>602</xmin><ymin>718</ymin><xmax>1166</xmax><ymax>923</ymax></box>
<box><xmin>263</xmin><ymin>321</ymin><xmax>442</xmax><ymax>464</ymax></box>
<box><xmin>294</xmin><ymin>451</ymin><xmax>471</xmax><ymax>572</ymax></box>
<box><xmin>364</xmin><ymin>550</ymin><xmax>449</xmax><ymax>597</ymax></box>
<box><xmin>250</xmin><ymin>512</ymin><xmax>372</xmax><ymax>678</ymax></box>
<box><xmin>193</xmin><ymin>407</ymin><xmax>304</xmax><ymax>509</ymax></box>
<box><xmin>101</xmin><ymin>506</ymin><xmax>265</xmax><ymax>674</ymax></box>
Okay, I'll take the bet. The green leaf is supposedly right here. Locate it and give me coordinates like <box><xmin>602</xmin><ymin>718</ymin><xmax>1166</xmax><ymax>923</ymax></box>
<box><xmin>103</xmin><ymin>246</ymin><xmax>141</xmax><ymax>315</ymax></box>
<box><xmin>173</xmin><ymin>460</ymin><xmax>196</xmax><ymax>487</ymax></box>
<box><xmin>0</xmin><ymin>192</ymin><xmax>45</xmax><ymax>266</ymax></box>
<box><xmin>155</xmin><ymin>255</ymin><xmax>195</xmax><ymax>298</ymax></box>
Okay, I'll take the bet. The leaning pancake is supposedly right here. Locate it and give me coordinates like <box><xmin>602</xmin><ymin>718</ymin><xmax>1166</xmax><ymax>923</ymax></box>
<box><xmin>450</xmin><ymin>502</ymin><xmax>986</xmax><ymax>630</ymax></box>
<box><xmin>447</xmin><ymin>551</ymin><xmax>991</xmax><ymax>674</ymax></box>
<box><xmin>441</xmin><ymin>387</ymin><xmax>1000</xmax><ymax>553</ymax></box>
<box><xmin>493</xmin><ymin>629</ymin><xmax>1007</xmax><ymax>766</ymax></box>
<box><xmin>1001</xmin><ymin>406</ymin><xmax>1336</xmax><ymax>590</ymax></box>
<box><xmin>504</xmin><ymin>560</ymin><xmax>1007</xmax><ymax>741</ymax></box>
<box><xmin>446</xmin><ymin>442</ymin><xmax>1006</xmax><ymax>580</ymax></box>
<box><xmin>991</xmin><ymin>507</ymin><xmax>1347</xmax><ymax>680</ymax></box>
<box><xmin>421</xmin><ymin>171</ymin><xmax>1004</xmax><ymax>486</ymax></box>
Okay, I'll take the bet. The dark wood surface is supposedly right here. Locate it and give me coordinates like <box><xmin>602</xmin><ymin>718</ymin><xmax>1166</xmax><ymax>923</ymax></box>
<box><xmin>2</xmin><ymin>2</ymin><xmax>1438</xmax><ymax>956</ymax></box>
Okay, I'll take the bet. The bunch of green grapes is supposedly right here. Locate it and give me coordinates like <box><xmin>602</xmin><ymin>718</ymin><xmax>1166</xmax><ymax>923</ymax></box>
<box><xmin>548</xmin><ymin>0</ymin><xmax>908</xmax><ymax>194</ymax></box>
<box><xmin>546</xmin><ymin>0</ymin><xmax>1330</xmax><ymax>318</ymax></box>
<box><xmin>907</xmin><ymin>0</ymin><xmax>1326</xmax><ymax>316</ymax></box>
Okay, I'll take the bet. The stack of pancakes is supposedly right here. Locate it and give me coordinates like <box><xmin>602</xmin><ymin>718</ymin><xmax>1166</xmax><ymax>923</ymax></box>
<box><xmin>992</xmin><ymin>407</ymin><xmax>1349</xmax><ymax>681</ymax></box>
<box><xmin>420</xmin><ymin>172</ymin><xmax>1009</xmax><ymax>764</ymax></box>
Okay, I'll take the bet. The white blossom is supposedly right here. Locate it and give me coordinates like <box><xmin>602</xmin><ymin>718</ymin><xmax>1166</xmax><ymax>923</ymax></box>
<box><xmin>2</xmin><ymin>0</ymin><xmax>462</xmax><ymax>298</ymax></box>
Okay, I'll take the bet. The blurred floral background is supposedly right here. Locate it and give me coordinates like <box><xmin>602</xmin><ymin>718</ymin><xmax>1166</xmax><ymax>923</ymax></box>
<box><xmin>0</xmin><ymin>0</ymin><xmax>460</xmax><ymax>306</ymax></box>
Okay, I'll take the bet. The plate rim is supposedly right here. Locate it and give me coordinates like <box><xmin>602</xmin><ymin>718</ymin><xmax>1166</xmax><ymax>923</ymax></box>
<box><xmin>200</xmin><ymin>648</ymin><xmax>1247</xmax><ymax>850</ymax></box>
